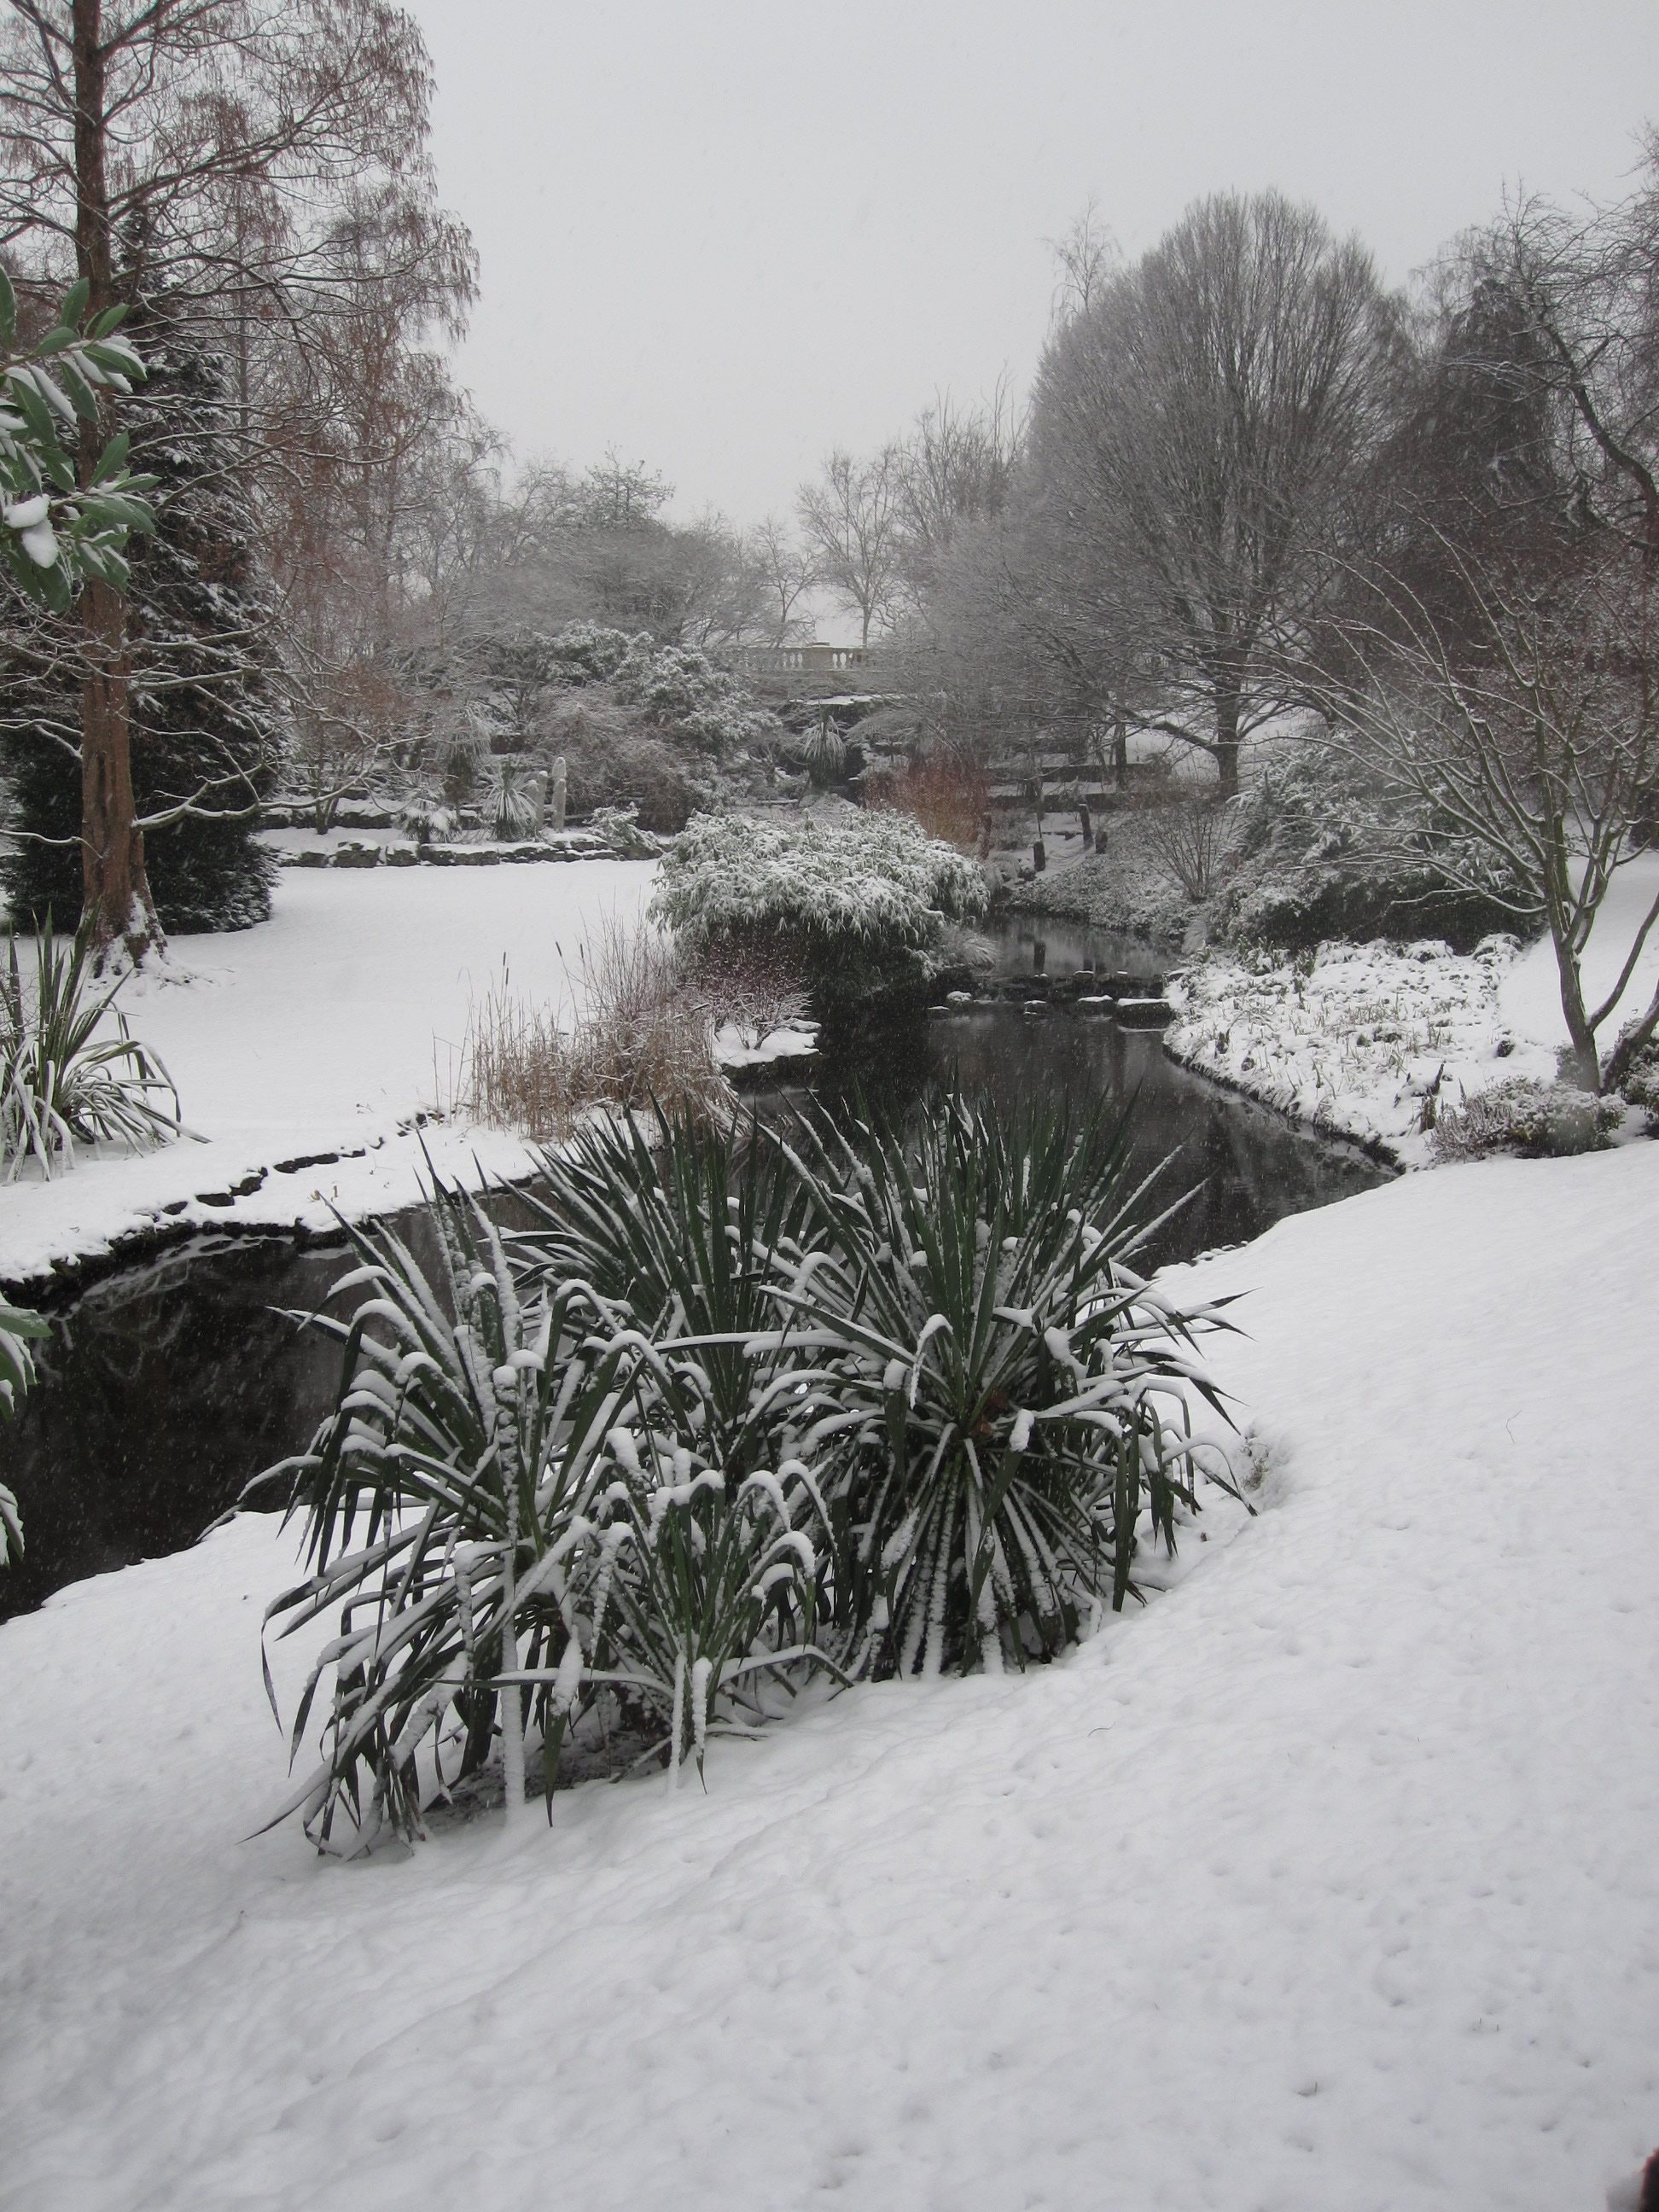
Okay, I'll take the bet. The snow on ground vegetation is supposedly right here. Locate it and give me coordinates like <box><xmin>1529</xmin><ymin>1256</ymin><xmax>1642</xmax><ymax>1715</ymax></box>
<box><xmin>1166</xmin><ymin>852</ymin><xmax>1659</xmax><ymax>1165</ymax></box>
<box><xmin>1165</xmin><ymin>933</ymin><xmax>1548</xmax><ymax>1164</ymax></box>
<box><xmin>0</xmin><ymin>860</ymin><xmax>657</xmax><ymax>1284</ymax></box>
<box><xmin>1</xmin><ymin>1144</ymin><xmax>1655</xmax><ymax>2208</ymax></box>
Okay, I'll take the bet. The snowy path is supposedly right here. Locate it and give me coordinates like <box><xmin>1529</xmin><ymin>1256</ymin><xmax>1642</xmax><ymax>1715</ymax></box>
<box><xmin>0</xmin><ymin>861</ymin><xmax>655</xmax><ymax>1284</ymax></box>
<box><xmin>2</xmin><ymin>1144</ymin><xmax>1655</xmax><ymax>2208</ymax></box>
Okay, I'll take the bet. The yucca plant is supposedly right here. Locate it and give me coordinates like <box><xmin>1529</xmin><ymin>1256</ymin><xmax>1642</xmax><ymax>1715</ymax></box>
<box><xmin>261</xmin><ymin>1149</ymin><xmax>842</xmax><ymax>1842</ymax></box>
<box><xmin>773</xmin><ymin>1086</ymin><xmax>1238</xmax><ymax>1676</ymax></box>
<box><xmin>1</xmin><ymin>1294</ymin><xmax>49</xmax><ymax>1567</ymax></box>
<box><xmin>509</xmin><ymin>1442</ymin><xmax>840</xmax><ymax>1787</ymax></box>
<box><xmin>512</xmin><ymin>1106</ymin><xmax>833</xmax><ymax>1481</ymax></box>
<box><xmin>1</xmin><ymin>913</ymin><xmax>182</xmax><ymax>1179</ymax></box>
<box><xmin>258</xmin><ymin>1172</ymin><xmax>646</xmax><ymax>1847</ymax></box>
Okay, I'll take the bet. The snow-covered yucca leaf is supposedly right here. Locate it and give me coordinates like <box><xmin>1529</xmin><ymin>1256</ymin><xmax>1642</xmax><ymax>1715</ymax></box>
<box><xmin>1</xmin><ymin>913</ymin><xmax>183</xmax><ymax>1179</ymax></box>
<box><xmin>774</xmin><ymin>1086</ymin><xmax>1241</xmax><ymax>1676</ymax></box>
<box><xmin>256</xmin><ymin>1164</ymin><xmax>647</xmax><ymax>1848</ymax></box>
<box><xmin>514</xmin><ymin>1104</ymin><xmax>828</xmax><ymax>1475</ymax></box>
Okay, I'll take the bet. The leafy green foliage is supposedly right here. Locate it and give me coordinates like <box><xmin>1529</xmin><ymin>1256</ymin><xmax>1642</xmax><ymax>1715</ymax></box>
<box><xmin>261</xmin><ymin>1089</ymin><xmax>1237</xmax><ymax>1847</ymax></box>
<box><xmin>0</xmin><ymin>273</ymin><xmax>156</xmax><ymax>611</ymax></box>
<box><xmin>1</xmin><ymin>913</ymin><xmax>183</xmax><ymax>1179</ymax></box>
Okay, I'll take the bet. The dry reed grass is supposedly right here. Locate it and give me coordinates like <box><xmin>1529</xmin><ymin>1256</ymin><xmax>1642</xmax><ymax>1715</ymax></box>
<box><xmin>451</xmin><ymin>916</ymin><xmax>732</xmax><ymax>1143</ymax></box>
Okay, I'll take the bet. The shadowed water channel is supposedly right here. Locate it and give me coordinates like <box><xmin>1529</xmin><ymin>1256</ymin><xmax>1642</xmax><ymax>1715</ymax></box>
<box><xmin>0</xmin><ymin>920</ymin><xmax>1388</xmax><ymax>1619</ymax></box>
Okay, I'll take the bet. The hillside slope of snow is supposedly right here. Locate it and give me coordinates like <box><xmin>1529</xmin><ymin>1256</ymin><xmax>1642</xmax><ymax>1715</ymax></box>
<box><xmin>2</xmin><ymin>1143</ymin><xmax>1656</xmax><ymax>2209</ymax></box>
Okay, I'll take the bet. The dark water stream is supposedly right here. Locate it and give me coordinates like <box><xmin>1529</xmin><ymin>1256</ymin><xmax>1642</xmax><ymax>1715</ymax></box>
<box><xmin>0</xmin><ymin>920</ymin><xmax>1388</xmax><ymax>1619</ymax></box>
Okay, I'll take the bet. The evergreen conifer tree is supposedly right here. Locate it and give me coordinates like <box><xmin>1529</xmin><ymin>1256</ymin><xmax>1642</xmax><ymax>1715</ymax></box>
<box><xmin>2</xmin><ymin>309</ymin><xmax>280</xmax><ymax>934</ymax></box>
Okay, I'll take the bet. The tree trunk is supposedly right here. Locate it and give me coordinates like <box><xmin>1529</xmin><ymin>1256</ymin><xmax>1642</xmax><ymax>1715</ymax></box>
<box><xmin>1214</xmin><ymin>683</ymin><xmax>1241</xmax><ymax>800</ymax></box>
<box><xmin>1112</xmin><ymin>711</ymin><xmax>1127</xmax><ymax>790</ymax></box>
<box><xmin>80</xmin><ymin>577</ymin><xmax>160</xmax><ymax>957</ymax></box>
<box><xmin>73</xmin><ymin>0</ymin><xmax>160</xmax><ymax>960</ymax></box>
<box><xmin>1550</xmin><ymin>924</ymin><xmax>1604</xmax><ymax>1092</ymax></box>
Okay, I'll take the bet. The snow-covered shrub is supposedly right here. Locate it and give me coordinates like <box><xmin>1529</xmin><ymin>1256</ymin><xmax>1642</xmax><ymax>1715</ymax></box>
<box><xmin>262</xmin><ymin>1121</ymin><xmax>842</xmax><ymax>1842</ymax></box>
<box><xmin>545</xmin><ymin>621</ymin><xmax>638</xmax><ymax>685</ymax></box>
<box><xmin>1431</xmin><ymin>1079</ymin><xmax>1618</xmax><ymax>1161</ymax></box>
<box><xmin>547</xmin><ymin>695</ymin><xmax>701</xmax><ymax>834</ymax></box>
<box><xmin>259</xmin><ymin>1178</ymin><xmax>636</xmax><ymax>1846</ymax></box>
<box><xmin>650</xmin><ymin>810</ymin><xmax>988</xmax><ymax>1017</ymax></box>
<box><xmin>612</xmin><ymin>638</ymin><xmax>776</xmax><ymax>755</ymax></box>
<box><xmin>396</xmin><ymin>795</ymin><xmax>457</xmax><ymax>845</ymax></box>
<box><xmin>779</xmin><ymin>1086</ymin><xmax>1237</xmax><ymax>1674</ymax></box>
<box><xmin>2</xmin><ymin>915</ymin><xmax>182</xmax><ymax>1179</ymax></box>
<box><xmin>1220</xmin><ymin>736</ymin><xmax>1531</xmax><ymax>952</ymax></box>
<box><xmin>1141</xmin><ymin>797</ymin><xmax>1240</xmax><ymax>902</ymax></box>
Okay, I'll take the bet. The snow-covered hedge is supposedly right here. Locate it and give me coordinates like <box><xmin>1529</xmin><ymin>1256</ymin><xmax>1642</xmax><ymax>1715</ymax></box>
<box><xmin>650</xmin><ymin>811</ymin><xmax>988</xmax><ymax>1019</ymax></box>
<box><xmin>651</xmin><ymin>810</ymin><xmax>987</xmax><ymax>954</ymax></box>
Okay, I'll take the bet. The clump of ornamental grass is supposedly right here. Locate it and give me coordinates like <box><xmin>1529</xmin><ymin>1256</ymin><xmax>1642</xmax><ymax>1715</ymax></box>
<box><xmin>1</xmin><ymin>912</ymin><xmax>182</xmax><ymax>1179</ymax></box>
<box><xmin>258</xmin><ymin>1088</ymin><xmax>1240</xmax><ymax>1849</ymax></box>
<box><xmin>451</xmin><ymin>915</ymin><xmax>731</xmax><ymax>1143</ymax></box>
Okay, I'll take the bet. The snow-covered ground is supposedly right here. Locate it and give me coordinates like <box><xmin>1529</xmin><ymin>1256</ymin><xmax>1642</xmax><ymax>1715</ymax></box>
<box><xmin>0</xmin><ymin>863</ymin><xmax>663</xmax><ymax>1285</ymax></box>
<box><xmin>1165</xmin><ymin>852</ymin><xmax>1659</xmax><ymax>1165</ymax></box>
<box><xmin>2</xmin><ymin>1142</ymin><xmax>1655</xmax><ymax>2209</ymax></box>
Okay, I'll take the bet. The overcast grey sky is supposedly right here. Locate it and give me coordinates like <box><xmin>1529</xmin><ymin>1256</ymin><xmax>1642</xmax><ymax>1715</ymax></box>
<box><xmin>406</xmin><ymin>1</ymin><xmax>1654</xmax><ymax>528</ymax></box>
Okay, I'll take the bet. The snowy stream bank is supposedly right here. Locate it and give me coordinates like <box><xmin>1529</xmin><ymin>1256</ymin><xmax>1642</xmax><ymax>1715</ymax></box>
<box><xmin>1162</xmin><ymin>853</ymin><xmax>1659</xmax><ymax>1166</ymax></box>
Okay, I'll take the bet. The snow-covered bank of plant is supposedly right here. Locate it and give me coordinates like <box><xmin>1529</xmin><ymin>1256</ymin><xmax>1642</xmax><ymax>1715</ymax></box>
<box><xmin>259</xmin><ymin>1091</ymin><xmax>1235</xmax><ymax>1845</ymax></box>
<box><xmin>650</xmin><ymin>810</ymin><xmax>987</xmax><ymax>1016</ymax></box>
<box><xmin>1</xmin><ymin>916</ymin><xmax>183</xmax><ymax>1179</ymax></box>
<box><xmin>1164</xmin><ymin>934</ymin><xmax>1551</xmax><ymax>1164</ymax></box>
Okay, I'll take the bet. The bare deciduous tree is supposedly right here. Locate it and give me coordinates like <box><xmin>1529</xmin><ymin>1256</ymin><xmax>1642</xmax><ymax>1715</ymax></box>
<box><xmin>797</xmin><ymin>445</ymin><xmax>900</xmax><ymax>649</ymax></box>
<box><xmin>1027</xmin><ymin>189</ymin><xmax>1392</xmax><ymax>795</ymax></box>
<box><xmin>1320</xmin><ymin>535</ymin><xmax>1657</xmax><ymax>1093</ymax></box>
<box><xmin>748</xmin><ymin>515</ymin><xmax>818</xmax><ymax>644</ymax></box>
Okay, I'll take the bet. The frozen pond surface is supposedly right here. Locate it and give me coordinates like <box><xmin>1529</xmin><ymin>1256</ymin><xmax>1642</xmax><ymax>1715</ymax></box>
<box><xmin>1</xmin><ymin>919</ymin><xmax>1387</xmax><ymax>1618</ymax></box>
